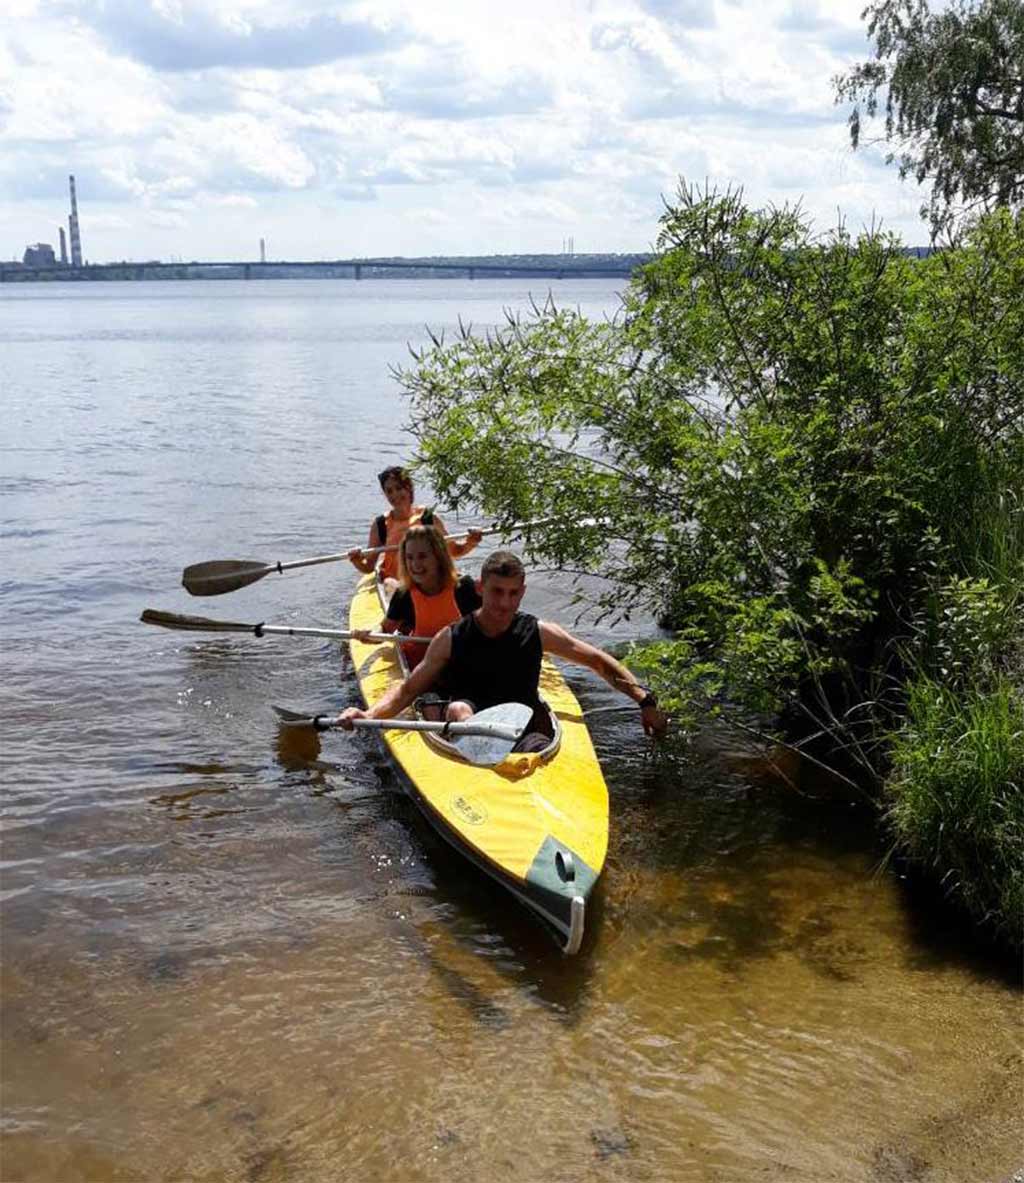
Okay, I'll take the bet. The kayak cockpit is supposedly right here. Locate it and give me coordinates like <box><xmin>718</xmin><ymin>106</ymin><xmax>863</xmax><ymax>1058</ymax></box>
<box><xmin>420</xmin><ymin>699</ymin><xmax>562</xmax><ymax>766</ymax></box>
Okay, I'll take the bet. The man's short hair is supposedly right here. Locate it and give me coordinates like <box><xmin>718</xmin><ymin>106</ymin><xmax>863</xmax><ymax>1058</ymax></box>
<box><xmin>480</xmin><ymin>549</ymin><xmax>525</xmax><ymax>583</ymax></box>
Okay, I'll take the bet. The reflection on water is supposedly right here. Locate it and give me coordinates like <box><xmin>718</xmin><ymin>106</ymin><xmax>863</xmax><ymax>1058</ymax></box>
<box><xmin>1</xmin><ymin>281</ymin><xmax>1020</xmax><ymax>1183</ymax></box>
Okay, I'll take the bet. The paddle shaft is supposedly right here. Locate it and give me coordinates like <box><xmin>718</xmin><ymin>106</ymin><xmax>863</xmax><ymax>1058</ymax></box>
<box><xmin>274</xmin><ymin>706</ymin><xmax>523</xmax><ymax>741</ymax></box>
<box><xmin>237</xmin><ymin>521</ymin><xmax>549</xmax><ymax>576</ymax></box>
<box><xmin>244</xmin><ymin>519</ymin><xmax>550</xmax><ymax>573</ymax></box>
<box><xmin>181</xmin><ymin>517</ymin><xmax>557</xmax><ymax>596</ymax></box>
<box><xmin>140</xmin><ymin>609</ymin><xmax>430</xmax><ymax>645</ymax></box>
<box><xmin>257</xmin><ymin>624</ymin><xmax>430</xmax><ymax>643</ymax></box>
<box><xmin>349</xmin><ymin>717</ymin><xmax>522</xmax><ymax>740</ymax></box>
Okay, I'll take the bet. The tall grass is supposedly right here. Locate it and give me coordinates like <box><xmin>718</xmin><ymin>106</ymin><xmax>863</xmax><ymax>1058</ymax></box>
<box><xmin>885</xmin><ymin>469</ymin><xmax>1024</xmax><ymax>948</ymax></box>
<box><xmin>886</xmin><ymin>676</ymin><xmax>1024</xmax><ymax>947</ymax></box>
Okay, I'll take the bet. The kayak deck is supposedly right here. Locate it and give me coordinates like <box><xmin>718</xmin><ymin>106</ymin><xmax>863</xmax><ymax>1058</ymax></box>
<box><xmin>347</xmin><ymin>574</ymin><xmax>609</xmax><ymax>953</ymax></box>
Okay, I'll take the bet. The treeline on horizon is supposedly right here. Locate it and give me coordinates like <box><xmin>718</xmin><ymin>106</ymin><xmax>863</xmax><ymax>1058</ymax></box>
<box><xmin>1</xmin><ymin>248</ymin><xmax>938</xmax><ymax>282</ymax></box>
<box><xmin>1</xmin><ymin>252</ymin><xmax>655</xmax><ymax>281</ymax></box>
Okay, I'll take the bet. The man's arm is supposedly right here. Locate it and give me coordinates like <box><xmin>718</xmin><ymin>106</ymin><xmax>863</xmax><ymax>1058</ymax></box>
<box><xmin>336</xmin><ymin>628</ymin><xmax>453</xmax><ymax>726</ymax></box>
<box><xmin>539</xmin><ymin>621</ymin><xmax>668</xmax><ymax>736</ymax></box>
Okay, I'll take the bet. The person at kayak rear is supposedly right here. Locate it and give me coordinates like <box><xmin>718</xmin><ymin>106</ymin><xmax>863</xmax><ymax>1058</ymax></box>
<box><xmin>337</xmin><ymin>549</ymin><xmax>668</xmax><ymax>740</ymax></box>
<box><xmin>347</xmin><ymin>466</ymin><xmax>482</xmax><ymax>595</ymax></box>
<box><xmin>356</xmin><ymin>523</ymin><xmax>482</xmax><ymax>668</ymax></box>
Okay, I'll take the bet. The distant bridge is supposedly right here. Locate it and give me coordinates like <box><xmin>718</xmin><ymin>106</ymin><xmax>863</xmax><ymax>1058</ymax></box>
<box><xmin>0</xmin><ymin>256</ymin><xmax>650</xmax><ymax>283</ymax></box>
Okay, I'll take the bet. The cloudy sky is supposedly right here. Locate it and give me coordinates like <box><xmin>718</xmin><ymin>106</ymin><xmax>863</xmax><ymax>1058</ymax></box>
<box><xmin>0</xmin><ymin>0</ymin><xmax>934</xmax><ymax>263</ymax></box>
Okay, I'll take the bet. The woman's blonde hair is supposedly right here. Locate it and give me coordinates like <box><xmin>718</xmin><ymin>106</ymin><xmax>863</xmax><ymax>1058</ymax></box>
<box><xmin>397</xmin><ymin>524</ymin><xmax>457</xmax><ymax>591</ymax></box>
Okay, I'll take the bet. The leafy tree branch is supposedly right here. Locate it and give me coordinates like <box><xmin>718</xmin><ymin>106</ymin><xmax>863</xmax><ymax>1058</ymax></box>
<box><xmin>834</xmin><ymin>0</ymin><xmax>1024</xmax><ymax>236</ymax></box>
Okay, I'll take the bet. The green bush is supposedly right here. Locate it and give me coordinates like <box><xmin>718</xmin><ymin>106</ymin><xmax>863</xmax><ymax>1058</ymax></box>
<box><xmin>401</xmin><ymin>188</ymin><xmax>1023</xmax><ymax>772</ymax></box>
<box><xmin>399</xmin><ymin>186</ymin><xmax>1024</xmax><ymax>939</ymax></box>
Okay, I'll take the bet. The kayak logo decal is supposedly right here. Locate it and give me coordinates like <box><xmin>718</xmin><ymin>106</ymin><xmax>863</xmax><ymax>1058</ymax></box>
<box><xmin>451</xmin><ymin>793</ymin><xmax>488</xmax><ymax>826</ymax></box>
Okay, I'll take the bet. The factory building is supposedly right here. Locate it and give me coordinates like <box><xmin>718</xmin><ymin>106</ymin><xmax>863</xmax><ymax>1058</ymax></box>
<box><xmin>16</xmin><ymin>175</ymin><xmax>84</xmax><ymax>269</ymax></box>
<box><xmin>23</xmin><ymin>243</ymin><xmax>57</xmax><ymax>267</ymax></box>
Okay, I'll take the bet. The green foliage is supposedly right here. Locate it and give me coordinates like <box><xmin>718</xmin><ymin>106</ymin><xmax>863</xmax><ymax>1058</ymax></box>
<box><xmin>886</xmin><ymin>675</ymin><xmax>1024</xmax><ymax>947</ymax></box>
<box><xmin>834</xmin><ymin>0</ymin><xmax>1024</xmax><ymax>235</ymax></box>
<box><xmin>928</xmin><ymin>574</ymin><xmax>1018</xmax><ymax>685</ymax></box>
<box><xmin>400</xmin><ymin>186</ymin><xmax>1023</xmax><ymax>768</ymax></box>
<box><xmin>398</xmin><ymin>182</ymin><xmax>1024</xmax><ymax>939</ymax></box>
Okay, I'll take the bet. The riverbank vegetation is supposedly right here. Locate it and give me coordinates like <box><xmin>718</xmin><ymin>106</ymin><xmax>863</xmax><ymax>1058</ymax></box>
<box><xmin>398</xmin><ymin>192</ymin><xmax>1022</xmax><ymax>947</ymax></box>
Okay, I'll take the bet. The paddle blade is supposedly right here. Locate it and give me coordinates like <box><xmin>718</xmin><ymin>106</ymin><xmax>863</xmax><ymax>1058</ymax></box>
<box><xmin>140</xmin><ymin>609</ymin><xmax>256</xmax><ymax>633</ymax></box>
<box><xmin>182</xmin><ymin>559</ymin><xmax>271</xmax><ymax>596</ymax></box>
<box><xmin>272</xmin><ymin>705</ymin><xmax>330</xmax><ymax>730</ymax></box>
<box><xmin>448</xmin><ymin>702</ymin><xmax>534</xmax><ymax>766</ymax></box>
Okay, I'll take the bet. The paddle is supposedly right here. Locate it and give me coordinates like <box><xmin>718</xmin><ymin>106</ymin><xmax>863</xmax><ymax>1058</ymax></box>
<box><xmin>181</xmin><ymin>518</ymin><xmax>556</xmax><ymax>597</ymax></box>
<box><xmin>272</xmin><ymin>702</ymin><xmax>534</xmax><ymax>767</ymax></box>
<box><xmin>140</xmin><ymin>608</ymin><xmax>430</xmax><ymax>646</ymax></box>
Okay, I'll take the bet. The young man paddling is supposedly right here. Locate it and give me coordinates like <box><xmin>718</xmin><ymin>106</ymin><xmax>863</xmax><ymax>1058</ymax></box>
<box><xmin>337</xmin><ymin>550</ymin><xmax>668</xmax><ymax>738</ymax></box>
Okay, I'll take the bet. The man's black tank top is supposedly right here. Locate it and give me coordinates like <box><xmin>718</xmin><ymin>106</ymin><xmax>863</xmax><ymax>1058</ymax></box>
<box><xmin>446</xmin><ymin>612</ymin><xmax>542</xmax><ymax>711</ymax></box>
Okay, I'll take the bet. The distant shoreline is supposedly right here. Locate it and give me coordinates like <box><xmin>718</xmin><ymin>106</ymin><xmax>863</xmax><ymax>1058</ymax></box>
<box><xmin>0</xmin><ymin>253</ymin><xmax>655</xmax><ymax>283</ymax></box>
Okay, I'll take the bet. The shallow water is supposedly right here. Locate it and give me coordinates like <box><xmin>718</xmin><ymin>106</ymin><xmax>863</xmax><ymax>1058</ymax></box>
<box><xmin>1</xmin><ymin>279</ymin><xmax>1020</xmax><ymax>1182</ymax></box>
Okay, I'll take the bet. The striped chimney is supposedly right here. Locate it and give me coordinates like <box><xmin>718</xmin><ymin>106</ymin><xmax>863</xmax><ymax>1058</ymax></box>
<box><xmin>68</xmin><ymin>175</ymin><xmax>83</xmax><ymax>267</ymax></box>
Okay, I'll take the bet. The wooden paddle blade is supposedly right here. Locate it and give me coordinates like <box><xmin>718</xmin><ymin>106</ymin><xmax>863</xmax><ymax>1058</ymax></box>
<box><xmin>140</xmin><ymin>609</ymin><xmax>256</xmax><ymax>633</ymax></box>
<box><xmin>181</xmin><ymin>559</ymin><xmax>272</xmax><ymax>596</ymax></box>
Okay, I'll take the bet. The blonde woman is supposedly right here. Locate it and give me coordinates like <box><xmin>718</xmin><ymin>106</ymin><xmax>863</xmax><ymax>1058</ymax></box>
<box><xmin>362</xmin><ymin>524</ymin><xmax>481</xmax><ymax>668</ymax></box>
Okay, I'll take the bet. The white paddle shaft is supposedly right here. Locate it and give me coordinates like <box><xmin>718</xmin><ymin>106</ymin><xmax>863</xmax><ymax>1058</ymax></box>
<box><xmin>345</xmin><ymin>717</ymin><xmax>523</xmax><ymax>740</ymax></box>
<box><xmin>280</xmin><ymin>517</ymin><xmax>556</xmax><ymax>572</ymax></box>
<box><xmin>260</xmin><ymin>625</ymin><xmax>431</xmax><ymax>644</ymax></box>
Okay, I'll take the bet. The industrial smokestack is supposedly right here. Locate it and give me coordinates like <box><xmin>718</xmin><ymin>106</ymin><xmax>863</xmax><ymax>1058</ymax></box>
<box><xmin>68</xmin><ymin>174</ymin><xmax>83</xmax><ymax>267</ymax></box>
<box><xmin>260</xmin><ymin>237</ymin><xmax>266</xmax><ymax>264</ymax></box>
<box><xmin>59</xmin><ymin>227</ymin><xmax>68</xmax><ymax>265</ymax></box>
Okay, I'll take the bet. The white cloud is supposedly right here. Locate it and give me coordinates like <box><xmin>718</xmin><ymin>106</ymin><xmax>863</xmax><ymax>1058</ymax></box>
<box><xmin>52</xmin><ymin>0</ymin><xmax>409</xmax><ymax>71</ymax></box>
<box><xmin>207</xmin><ymin>192</ymin><xmax>259</xmax><ymax>207</ymax></box>
<box><xmin>0</xmin><ymin>0</ymin><xmax>935</xmax><ymax>261</ymax></box>
<box><xmin>145</xmin><ymin>209</ymin><xmax>188</xmax><ymax>228</ymax></box>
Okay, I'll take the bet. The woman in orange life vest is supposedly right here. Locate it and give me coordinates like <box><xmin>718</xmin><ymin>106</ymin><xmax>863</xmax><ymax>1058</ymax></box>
<box><xmin>347</xmin><ymin>466</ymin><xmax>482</xmax><ymax>596</ymax></box>
<box><xmin>356</xmin><ymin>523</ymin><xmax>482</xmax><ymax>669</ymax></box>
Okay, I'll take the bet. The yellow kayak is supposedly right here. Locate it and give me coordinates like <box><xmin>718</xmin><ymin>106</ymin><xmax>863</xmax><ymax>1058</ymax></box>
<box><xmin>347</xmin><ymin>574</ymin><xmax>609</xmax><ymax>953</ymax></box>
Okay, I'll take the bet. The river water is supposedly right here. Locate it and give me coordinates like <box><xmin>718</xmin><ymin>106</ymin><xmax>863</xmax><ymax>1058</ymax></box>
<box><xmin>1</xmin><ymin>279</ymin><xmax>1020</xmax><ymax>1183</ymax></box>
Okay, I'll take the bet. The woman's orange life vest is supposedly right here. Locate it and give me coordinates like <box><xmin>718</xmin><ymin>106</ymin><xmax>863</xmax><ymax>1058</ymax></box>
<box><xmin>376</xmin><ymin>506</ymin><xmax>426</xmax><ymax>581</ymax></box>
<box><xmin>404</xmin><ymin>577</ymin><xmax>461</xmax><ymax>667</ymax></box>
